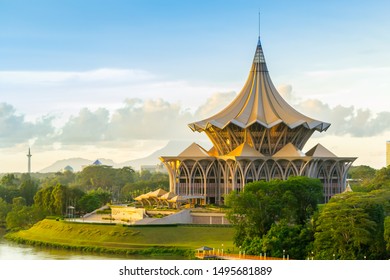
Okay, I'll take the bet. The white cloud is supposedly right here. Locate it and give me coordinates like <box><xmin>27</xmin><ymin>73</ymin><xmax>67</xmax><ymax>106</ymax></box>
<box><xmin>58</xmin><ymin>108</ymin><xmax>110</xmax><ymax>144</ymax></box>
<box><xmin>0</xmin><ymin>103</ymin><xmax>55</xmax><ymax>147</ymax></box>
<box><xmin>0</xmin><ymin>68</ymin><xmax>231</xmax><ymax>125</ymax></box>
<box><xmin>195</xmin><ymin>91</ymin><xmax>236</xmax><ymax>118</ymax></box>
<box><xmin>295</xmin><ymin>98</ymin><xmax>390</xmax><ymax>137</ymax></box>
<box><xmin>1</xmin><ymin>66</ymin><xmax>390</xmax><ymax>172</ymax></box>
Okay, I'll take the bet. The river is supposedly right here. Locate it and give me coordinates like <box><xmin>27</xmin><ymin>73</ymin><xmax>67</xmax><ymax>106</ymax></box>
<box><xmin>0</xmin><ymin>234</ymin><xmax>183</xmax><ymax>260</ymax></box>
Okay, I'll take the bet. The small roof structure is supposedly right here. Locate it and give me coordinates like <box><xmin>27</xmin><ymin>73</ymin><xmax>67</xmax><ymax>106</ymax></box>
<box><xmin>305</xmin><ymin>143</ymin><xmax>337</xmax><ymax>158</ymax></box>
<box><xmin>227</xmin><ymin>142</ymin><xmax>264</xmax><ymax>157</ymax></box>
<box><xmin>147</xmin><ymin>188</ymin><xmax>168</xmax><ymax>198</ymax></box>
<box><xmin>168</xmin><ymin>195</ymin><xmax>188</xmax><ymax>203</ymax></box>
<box><xmin>273</xmin><ymin>143</ymin><xmax>306</xmax><ymax>158</ymax></box>
<box><xmin>343</xmin><ymin>182</ymin><xmax>353</xmax><ymax>193</ymax></box>
<box><xmin>92</xmin><ymin>159</ymin><xmax>102</xmax><ymax>165</ymax></box>
<box><xmin>159</xmin><ymin>192</ymin><xmax>176</xmax><ymax>201</ymax></box>
<box><xmin>134</xmin><ymin>192</ymin><xmax>151</xmax><ymax>201</ymax></box>
<box><xmin>178</xmin><ymin>143</ymin><xmax>210</xmax><ymax>157</ymax></box>
<box><xmin>63</xmin><ymin>165</ymin><xmax>74</xmax><ymax>172</ymax></box>
<box><xmin>134</xmin><ymin>189</ymin><xmax>170</xmax><ymax>207</ymax></box>
<box><xmin>196</xmin><ymin>246</ymin><xmax>213</xmax><ymax>251</ymax></box>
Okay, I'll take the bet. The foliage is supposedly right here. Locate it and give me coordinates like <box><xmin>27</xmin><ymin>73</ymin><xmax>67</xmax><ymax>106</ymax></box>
<box><xmin>76</xmin><ymin>165</ymin><xmax>135</xmax><ymax>192</ymax></box>
<box><xmin>385</xmin><ymin>216</ymin><xmax>390</xmax><ymax>253</ymax></box>
<box><xmin>366</xmin><ymin>166</ymin><xmax>390</xmax><ymax>190</ymax></box>
<box><xmin>34</xmin><ymin>184</ymin><xmax>85</xmax><ymax>216</ymax></box>
<box><xmin>348</xmin><ymin>165</ymin><xmax>376</xmax><ymax>182</ymax></box>
<box><xmin>19</xmin><ymin>178</ymin><xmax>39</xmax><ymax>206</ymax></box>
<box><xmin>260</xmin><ymin>221</ymin><xmax>314</xmax><ymax>259</ymax></box>
<box><xmin>40</xmin><ymin>170</ymin><xmax>76</xmax><ymax>188</ymax></box>
<box><xmin>5</xmin><ymin>197</ymin><xmax>46</xmax><ymax>231</ymax></box>
<box><xmin>120</xmin><ymin>177</ymin><xmax>169</xmax><ymax>202</ymax></box>
<box><xmin>0</xmin><ymin>174</ymin><xmax>20</xmax><ymax>187</ymax></box>
<box><xmin>0</xmin><ymin>185</ymin><xmax>21</xmax><ymax>204</ymax></box>
<box><xmin>225</xmin><ymin>176</ymin><xmax>323</xmax><ymax>250</ymax></box>
<box><xmin>314</xmin><ymin>192</ymin><xmax>386</xmax><ymax>260</ymax></box>
<box><xmin>0</xmin><ymin>197</ymin><xmax>11</xmax><ymax>226</ymax></box>
<box><xmin>77</xmin><ymin>188</ymin><xmax>111</xmax><ymax>213</ymax></box>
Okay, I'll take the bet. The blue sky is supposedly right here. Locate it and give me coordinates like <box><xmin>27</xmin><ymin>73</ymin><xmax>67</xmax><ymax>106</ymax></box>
<box><xmin>1</xmin><ymin>0</ymin><xmax>390</xmax><ymax>171</ymax></box>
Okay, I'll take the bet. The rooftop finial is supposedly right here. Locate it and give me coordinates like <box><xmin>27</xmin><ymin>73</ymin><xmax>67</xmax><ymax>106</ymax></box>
<box><xmin>258</xmin><ymin>10</ymin><xmax>261</xmax><ymax>39</ymax></box>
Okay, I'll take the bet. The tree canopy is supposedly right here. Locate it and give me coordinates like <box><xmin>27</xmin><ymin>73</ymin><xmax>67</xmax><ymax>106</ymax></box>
<box><xmin>225</xmin><ymin>176</ymin><xmax>323</xmax><ymax>258</ymax></box>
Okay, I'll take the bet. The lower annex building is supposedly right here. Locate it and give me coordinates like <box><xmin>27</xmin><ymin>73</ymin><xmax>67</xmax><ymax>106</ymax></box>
<box><xmin>160</xmin><ymin>36</ymin><xmax>356</xmax><ymax>205</ymax></box>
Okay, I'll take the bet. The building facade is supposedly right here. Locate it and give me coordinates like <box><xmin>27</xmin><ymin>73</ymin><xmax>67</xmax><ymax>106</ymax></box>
<box><xmin>160</xmin><ymin>37</ymin><xmax>356</xmax><ymax>204</ymax></box>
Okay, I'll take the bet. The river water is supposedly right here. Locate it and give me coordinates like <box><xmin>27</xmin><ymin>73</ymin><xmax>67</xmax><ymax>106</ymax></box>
<box><xmin>0</xmin><ymin>235</ymin><xmax>182</xmax><ymax>260</ymax></box>
<box><xmin>0</xmin><ymin>237</ymin><xmax>127</xmax><ymax>260</ymax></box>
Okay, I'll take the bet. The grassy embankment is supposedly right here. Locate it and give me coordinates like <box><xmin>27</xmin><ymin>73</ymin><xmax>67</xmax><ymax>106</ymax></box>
<box><xmin>6</xmin><ymin>219</ymin><xmax>234</xmax><ymax>258</ymax></box>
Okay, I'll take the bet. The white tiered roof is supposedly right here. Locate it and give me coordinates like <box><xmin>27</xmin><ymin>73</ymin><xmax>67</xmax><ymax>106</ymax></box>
<box><xmin>188</xmin><ymin>37</ymin><xmax>330</xmax><ymax>133</ymax></box>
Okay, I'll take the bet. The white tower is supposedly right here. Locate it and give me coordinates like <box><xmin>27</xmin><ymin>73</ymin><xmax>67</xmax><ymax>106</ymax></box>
<box><xmin>27</xmin><ymin>148</ymin><xmax>32</xmax><ymax>174</ymax></box>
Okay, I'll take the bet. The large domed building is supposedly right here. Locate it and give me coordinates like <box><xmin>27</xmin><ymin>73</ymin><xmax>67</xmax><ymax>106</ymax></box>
<box><xmin>160</xmin><ymin>36</ymin><xmax>356</xmax><ymax>205</ymax></box>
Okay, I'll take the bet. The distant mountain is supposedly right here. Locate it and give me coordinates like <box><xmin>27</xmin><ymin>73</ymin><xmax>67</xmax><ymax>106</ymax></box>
<box><xmin>39</xmin><ymin>140</ymin><xmax>204</xmax><ymax>173</ymax></box>
<box><xmin>39</xmin><ymin>158</ymin><xmax>117</xmax><ymax>173</ymax></box>
<box><xmin>118</xmin><ymin>140</ymin><xmax>194</xmax><ymax>170</ymax></box>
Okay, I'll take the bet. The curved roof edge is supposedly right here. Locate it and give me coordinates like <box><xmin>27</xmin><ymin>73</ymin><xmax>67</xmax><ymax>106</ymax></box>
<box><xmin>189</xmin><ymin>37</ymin><xmax>330</xmax><ymax>133</ymax></box>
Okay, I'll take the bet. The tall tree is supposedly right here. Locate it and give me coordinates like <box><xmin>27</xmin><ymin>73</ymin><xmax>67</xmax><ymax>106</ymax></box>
<box><xmin>19</xmin><ymin>178</ymin><xmax>38</xmax><ymax>206</ymax></box>
<box><xmin>225</xmin><ymin>176</ymin><xmax>323</xmax><ymax>248</ymax></box>
<box><xmin>384</xmin><ymin>216</ymin><xmax>390</xmax><ymax>254</ymax></box>
<box><xmin>0</xmin><ymin>198</ymin><xmax>11</xmax><ymax>226</ymax></box>
<box><xmin>0</xmin><ymin>174</ymin><xmax>20</xmax><ymax>187</ymax></box>
<box><xmin>314</xmin><ymin>192</ymin><xmax>386</xmax><ymax>259</ymax></box>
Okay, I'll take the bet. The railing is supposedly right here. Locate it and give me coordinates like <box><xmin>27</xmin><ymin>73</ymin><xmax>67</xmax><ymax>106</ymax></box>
<box><xmin>195</xmin><ymin>252</ymin><xmax>286</xmax><ymax>260</ymax></box>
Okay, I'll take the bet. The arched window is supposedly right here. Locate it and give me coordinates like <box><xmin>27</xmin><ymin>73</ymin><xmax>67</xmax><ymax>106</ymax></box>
<box><xmin>285</xmin><ymin>162</ymin><xmax>298</xmax><ymax>178</ymax></box>
<box><xmin>191</xmin><ymin>164</ymin><xmax>204</xmax><ymax>196</ymax></box>
<box><xmin>235</xmin><ymin>167</ymin><xmax>243</xmax><ymax>192</ymax></box>
<box><xmin>206</xmin><ymin>165</ymin><xmax>218</xmax><ymax>204</ymax></box>
<box><xmin>245</xmin><ymin>165</ymin><xmax>255</xmax><ymax>184</ymax></box>
<box><xmin>257</xmin><ymin>161</ymin><xmax>269</xmax><ymax>181</ymax></box>
<box><xmin>270</xmin><ymin>162</ymin><xmax>282</xmax><ymax>179</ymax></box>
<box><xmin>329</xmin><ymin>166</ymin><xmax>341</xmax><ymax>197</ymax></box>
<box><xmin>178</xmin><ymin>163</ymin><xmax>190</xmax><ymax>195</ymax></box>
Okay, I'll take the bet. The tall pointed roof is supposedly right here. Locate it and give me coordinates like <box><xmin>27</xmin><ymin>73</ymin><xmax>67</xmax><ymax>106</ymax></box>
<box><xmin>188</xmin><ymin>37</ymin><xmax>330</xmax><ymax>132</ymax></box>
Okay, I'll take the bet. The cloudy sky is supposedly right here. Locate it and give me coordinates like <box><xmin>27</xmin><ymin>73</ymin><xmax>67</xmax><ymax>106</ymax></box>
<box><xmin>1</xmin><ymin>0</ymin><xmax>390</xmax><ymax>172</ymax></box>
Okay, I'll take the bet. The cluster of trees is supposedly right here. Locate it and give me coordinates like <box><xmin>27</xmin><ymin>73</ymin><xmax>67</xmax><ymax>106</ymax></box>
<box><xmin>0</xmin><ymin>166</ymin><xmax>169</xmax><ymax>231</ymax></box>
<box><xmin>314</xmin><ymin>166</ymin><xmax>390</xmax><ymax>259</ymax></box>
<box><xmin>226</xmin><ymin>166</ymin><xmax>390</xmax><ymax>260</ymax></box>
<box><xmin>226</xmin><ymin>176</ymin><xmax>323</xmax><ymax>259</ymax></box>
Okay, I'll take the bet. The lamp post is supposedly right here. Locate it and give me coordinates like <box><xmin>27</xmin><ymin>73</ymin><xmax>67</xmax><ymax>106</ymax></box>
<box><xmin>283</xmin><ymin>249</ymin><xmax>285</xmax><ymax>260</ymax></box>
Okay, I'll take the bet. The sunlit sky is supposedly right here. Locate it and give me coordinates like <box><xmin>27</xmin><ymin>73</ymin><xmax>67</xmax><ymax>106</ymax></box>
<box><xmin>1</xmin><ymin>0</ymin><xmax>390</xmax><ymax>172</ymax></box>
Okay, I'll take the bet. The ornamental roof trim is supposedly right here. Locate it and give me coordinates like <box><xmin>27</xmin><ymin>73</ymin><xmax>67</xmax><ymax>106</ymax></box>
<box><xmin>188</xmin><ymin>37</ymin><xmax>331</xmax><ymax>133</ymax></box>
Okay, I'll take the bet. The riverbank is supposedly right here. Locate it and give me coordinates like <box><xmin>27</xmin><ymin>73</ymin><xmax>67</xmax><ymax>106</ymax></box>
<box><xmin>5</xmin><ymin>219</ymin><xmax>234</xmax><ymax>258</ymax></box>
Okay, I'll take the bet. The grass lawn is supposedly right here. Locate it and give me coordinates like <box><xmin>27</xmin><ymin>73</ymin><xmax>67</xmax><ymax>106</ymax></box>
<box><xmin>8</xmin><ymin>219</ymin><xmax>235</xmax><ymax>255</ymax></box>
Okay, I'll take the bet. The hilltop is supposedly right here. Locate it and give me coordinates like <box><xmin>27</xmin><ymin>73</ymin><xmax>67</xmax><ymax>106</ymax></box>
<box><xmin>39</xmin><ymin>140</ymin><xmax>196</xmax><ymax>172</ymax></box>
